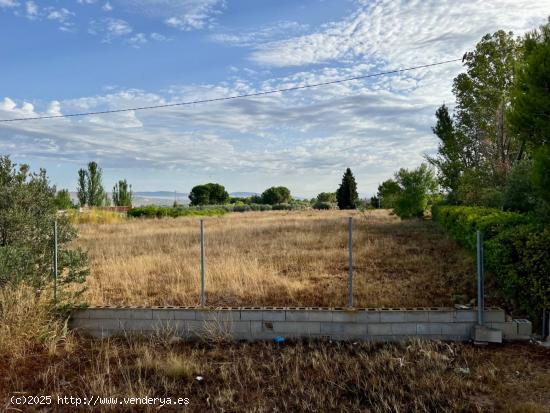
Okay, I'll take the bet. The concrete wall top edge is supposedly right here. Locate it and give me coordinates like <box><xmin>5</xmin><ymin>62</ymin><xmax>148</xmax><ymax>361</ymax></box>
<box><xmin>77</xmin><ymin>306</ymin><xmax>504</xmax><ymax>312</ymax></box>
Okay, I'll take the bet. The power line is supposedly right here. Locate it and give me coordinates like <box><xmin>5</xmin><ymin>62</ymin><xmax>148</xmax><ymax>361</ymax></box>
<box><xmin>0</xmin><ymin>58</ymin><xmax>461</xmax><ymax>123</ymax></box>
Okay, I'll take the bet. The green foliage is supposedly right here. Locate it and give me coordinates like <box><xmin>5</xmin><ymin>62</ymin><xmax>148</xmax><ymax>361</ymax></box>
<box><xmin>426</xmin><ymin>105</ymin><xmax>466</xmax><ymax>203</ymax></box>
<box><xmin>189</xmin><ymin>183</ymin><xmax>229</xmax><ymax>206</ymax></box>
<box><xmin>313</xmin><ymin>201</ymin><xmax>335</xmax><ymax>210</ymax></box>
<box><xmin>502</xmin><ymin>160</ymin><xmax>538</xmax><ymax>213</ymax></box>
<box><xmin>261</xmin><ymin>186</ymin><xmax>291</xmax><ymax>205</ymax></box>
<box><xmin>316</xmin><ymin>192</ymin><xmax>336</xmax><ymax>203</ymax></box>
<box><xmin>128</xmin><ymin>205</ymin><xmax>227</xmax><ymax>218</ymax></box>
<box><xmin>86</xmin><ymin>161</ymin><xmax>107</xmax><ymax>207</ymax></box>
<box><xmin>54</xmin><ymin>189</ymin><xmax>74</xmax><ymax>210</ymax></box>
<box><xmin>509</xmin><ymin>18</ymin><xmax>550</xmax><ymax>150</ymax></box>
<box><xmin>0</xmin><ymin>156</ymin><xmax>88</xmax><ymax>295</ymax></box>
<box><xmin>77</xmin><ymin>169</ymin><xmax>87</xmax><ymax>207</ymax></box>
<box><xmin>432</xmin><ymin>204</ymin><xmax>547</xmax><ymax>321</ymax></box>
<box><xmin>393</xmin><ymin>164</ymin><xmax>438</xmax><ymax>219</ymax></box>
<box><xmin>272</xmin><ymin>203</ymin><xmax>293</xmax><ymax>210</ymax></box>
<box><xmin>377</xmin><ymin>179</ymin><xmax>401</xmax><ymax>209</ymax></box>
<box><xmin>112</xmin><ymin>179</ymin><xmax>133</xmax><ymax>207</ymax></box>
<box><xmin>336</xmin><ymin>168</ymin><xmax>358</xmax><ymax>210</ymax></box>
<box><xmin>532</xmin><ymin>145</ymin><xmax>550</xmax><ymax>217</ymax></box>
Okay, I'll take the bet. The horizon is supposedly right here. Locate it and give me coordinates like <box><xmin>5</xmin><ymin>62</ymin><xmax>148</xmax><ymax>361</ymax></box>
<box><xmin>1</xmin><ymin>0</ymin><xmax>548</xmax><ymax>197</ymax></box>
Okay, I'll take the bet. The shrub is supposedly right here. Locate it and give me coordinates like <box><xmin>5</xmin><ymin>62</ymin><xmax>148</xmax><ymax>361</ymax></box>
<box><xmin>272</xmin><ymin>203</ymin><xmax>292</xmax><ymax>210</ymax></box>
<box><xmin>313</xmin><ymin>201</ymin><xmax>335</xmax><ymax>210</ymax></box>
<box><xmin>127</xmin><ymin>206</ymin><xmax>226</xmax><ymax>218</ymax></box>
<box><xmin>67</xmin><ymin>209</ymin><xmax>124</xmax><ymax>225</ymax></box>
<box><xmin>0</xmin><ymin>156</ymin><xmax>88</xmax><ymax>293</ymax></box>
<box><xmin>432</xmin><ymin>204</ymin><xmax>548</xmax><ymax>322</ymax></box>
<box><xmin>249</xmin><ymin>204</ymin><xmax>272</xmax><ymax>211</ymax></box>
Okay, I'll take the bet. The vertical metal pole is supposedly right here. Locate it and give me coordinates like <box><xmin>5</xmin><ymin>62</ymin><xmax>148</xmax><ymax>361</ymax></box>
<box><xmin>53</xmin><ymin>219</ymin><xmax>58</xmax><ymax>304</ymax></box>
<box><xmin>348</xmin><ymin>217</ymin><xmax>353</xmax><ymax>308</ymax></box>
<box><xmin>200</xmin><ymin>219</ymin><xmax>205</xmax><ymax>306</ymax></box>
<box><xmin>476</xmin><ymin>230</ymin><xmax>484</xmax><ymax>325</ymax></box>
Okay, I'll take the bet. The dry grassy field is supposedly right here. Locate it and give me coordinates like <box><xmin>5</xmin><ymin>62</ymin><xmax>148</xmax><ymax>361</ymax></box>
<box><xmin>77</xmin><ymin>209</ymin><xmax>479</xmax><ymax>308</ymax></box>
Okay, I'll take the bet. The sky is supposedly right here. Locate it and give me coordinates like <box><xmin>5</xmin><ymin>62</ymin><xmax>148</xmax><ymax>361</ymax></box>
<box><xmin>0</xmin><ymin>0</ymin><xmax>548</xmax><ymax>197</ymax></box>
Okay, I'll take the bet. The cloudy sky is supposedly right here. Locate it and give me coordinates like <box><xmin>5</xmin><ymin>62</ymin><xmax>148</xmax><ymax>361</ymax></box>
<box><xmin>0</xmin><ymin>0</ymin><xmax>547</xmax><ymax>196</ymax></box>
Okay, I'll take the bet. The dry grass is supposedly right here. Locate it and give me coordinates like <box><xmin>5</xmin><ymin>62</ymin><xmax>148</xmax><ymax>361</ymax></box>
<box><xmin>77</xmin><ymin>209</ymin><xmax>478</xmax><ymax>308</ymax></box>
<box><xmin>0</xmin><ymin>285</ymin><xmax>74</xmax><ymax>359</ymax></box>
<box><xmin>1</xmin><ymin>333</ymin><xmax>549</xmax><ymax>412</ymax></box>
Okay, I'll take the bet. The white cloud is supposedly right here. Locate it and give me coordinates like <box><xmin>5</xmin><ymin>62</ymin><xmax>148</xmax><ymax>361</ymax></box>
<box><xmin>24</xmin><ymin>0</ymin><xmax>37</xmax><ymax>19</ymax></box>
<box><xmin>249</xmin><ymin>0</ymin><xmax>549</xmax><ymax>67</ymax></box>
<box><xmin>126</xmin><ymin>32</ymin><xmax>147</xmax><ymax>48</ymax></box>
<box><xmin>102</xmin><ymin>1</ymin><xmax>112</xmax><ymax>11</ymax></box>
<box><xmin>46</xmin><ymin>8</ymin><xmax>74</xmax><ymax>23</ymax></box>
<box><xmin>211</xmin><ymin>21</ymin><xmax>309</xmax><ymax>47</ymax></box>
<box><xmin>89</xmin><ymin>17</ymin><xmax>132</xmax><ymax>42</ymax></box>
<box><xmin>0</xmin><ymin>0</ymin><xmax>18</xmax><ymax>8</ymax></box>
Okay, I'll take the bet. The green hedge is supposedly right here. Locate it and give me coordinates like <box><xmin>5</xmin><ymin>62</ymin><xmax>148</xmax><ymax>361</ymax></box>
<box><xmin>432</xmin><ymin>205</ymin><xmax>549</xmax><ymax>322</ymax></box>
<box><xmin>127</xmin><ymin>206</ymin><xmax>226</xmax><ymax>218</ymax></box>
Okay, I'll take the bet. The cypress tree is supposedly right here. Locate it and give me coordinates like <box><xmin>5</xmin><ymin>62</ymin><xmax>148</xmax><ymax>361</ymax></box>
<box><xmin>336</xmin><ymin>168</ymin><xmax>359</xmax><ymax>209</ymax></box>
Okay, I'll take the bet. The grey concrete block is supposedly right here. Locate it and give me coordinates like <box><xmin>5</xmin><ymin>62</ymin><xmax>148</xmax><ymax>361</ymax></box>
<box><xmin>152</xmin><ymin>310</ymin><xmax>176</xmax><ymax>320</ymax></box>
<box><xmin>332</xmin><ymin>310</ymin><xmax>368</xmax><ymax>323</ymax></box>
<box><xmin>286</xmin><ymin>310</ymin><xmax>333</xmax><ymax>322</ymax></box>
<box><xmin>320</xmin><ymin>322</ymin><xmax>367</xmax><ymax>336</ymax></box>
<box><xmin>514</xmin><ymin>319</ymin><xmax>532</xmax><ymax>337</ymax></box>
<box><xmin>416</xmin><ymin>323</ymin><xmax>443</xmax><ymax>335</ymax></box>
<box><xmin>272</xmin><ymin>321</ymin><xmax>320</xmax><ymax>335</ymax></box>
<box><xmin>441</xmin><ymin>323</ymin><xmax>473</xmax><ymax>336</ymax></box>
<box><xmin>428</xmin><ymin>311</ymin><xmax>454</xmax><ymax>322</ymax></box>
<box><xmin>483</xmin><ymin>309</ymin><xmax>505</xmax><ymax>323</ymax></box>
<box><xmin>70</xmin><ymin>309</ymin><xmax>90</xmax><ymax>319</ymax></box>
<box><xmin>367</xmin><ymin>324</ymin><xmax>393</xmax><ymax>335</ymax></box>
<box><xmin>72</xmin><ymin>318</ymin><xmax>121</xmax><ymax>330</ymax></box>
<box><xmin>240</xmin><ymin>310</ymin><xmax>263</xmax><ymax>321</ymax></box>
<box><xmin>250</xmin><ymin>321</ymin><xmax>263</xmax><ymax>333</ymax></box>
<box><xmin>454</xmin><ymin>310</ymin><xmax>477</xmax><ymax>322</ymax></box>
<box><xmin>379</xmin><ymin>310</ymin><xmax>406</xmax><ymax>323</ymax></box>
<box><xmin>473</xmin><ymin>325</ymin><xmax>502</xmax><ymax>343</ymax></box>
<box><xmin>391</xmin><ymin>323</ymin><xmax>417</xmax><ymax>335</ymax></box>
<box><xmin>489</xmin><ymin>322</ymin><xmax>518</xmax><ymax>339</ymax></box>
<box><xmin>119</xmin><ymin>319</ymin><xmax>158</xmax><ymax>332</ymax></box>
<box><xmin>195</xmin><ymin>310</ymin><xmax>241</xmax><ymax>322</ymax></box>
<box><xmin>262</xmin><ymin>310</ymin><xmax>286</xmax><ymax>321</ymax></box>
<box><xmin>404</xmin><ymin>311</ymin><xmax>429</xmax><ymax>322</ymax></box>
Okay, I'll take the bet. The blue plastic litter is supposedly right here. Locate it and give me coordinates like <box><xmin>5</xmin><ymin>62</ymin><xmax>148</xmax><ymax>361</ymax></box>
<box><xmin>273</xmin><ymin>336</ymin><xmax>285</xmax><ymax>344</ymax></box>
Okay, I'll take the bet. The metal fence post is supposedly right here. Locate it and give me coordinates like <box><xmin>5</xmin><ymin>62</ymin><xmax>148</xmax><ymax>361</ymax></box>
<box><xmin>53</xmin><ymin>219</ymin><xmax>58</xmax><ymax>304</ymax></box>
<box><xmin>476</xmin><ymin>230</ymin><xmax>484</xmax><ymax>325</ymax></box>
<box><xmin>200</xmin><ymin>219</ymin><xmax>205</xmax><ymax>306</ymax></box>
<box><xmin>348</xmin><ymin>216</ymin><xmax>353</xmax><ymax>308</ymax></box>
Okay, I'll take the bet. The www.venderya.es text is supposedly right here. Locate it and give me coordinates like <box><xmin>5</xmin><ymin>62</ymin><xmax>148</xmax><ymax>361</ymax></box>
<box><xmin>10</xmin><ymin>395</ymin><xmax>190</xmax><ymax>408</ymax></box>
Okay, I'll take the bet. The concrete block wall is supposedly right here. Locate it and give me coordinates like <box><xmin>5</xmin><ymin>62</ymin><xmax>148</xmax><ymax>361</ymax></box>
<box><xmin>69</xmin><ymin>306</ymin><xmax>531</xmax><ymax>342</ymax></box>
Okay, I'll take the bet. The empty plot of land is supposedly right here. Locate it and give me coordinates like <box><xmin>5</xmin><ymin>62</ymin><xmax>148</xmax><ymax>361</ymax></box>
<box><xmin>78</xmin><ymin>209</ymin><xmax>477</xmax><ymax>307</ymax></box>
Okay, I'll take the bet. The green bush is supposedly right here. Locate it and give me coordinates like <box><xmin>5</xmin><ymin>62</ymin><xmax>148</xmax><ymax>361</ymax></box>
<box><xmin>432</xmin><ymin>204</ymin><xmax>548</xmax><ymax>322</ymax></box>
<box><xmin>128</xmin><ymin>206</ymin><xmax>226</xmax><ymax>218</ymax></box>
<box><xmin>272</xmin><ymin>203</ymin><xmax>292</xmax><ymax>210</ymax></box>
<box><xmin>313</xmin><ymin>201</ymin><xmax>335</xmax><ymax>210</ymax></box>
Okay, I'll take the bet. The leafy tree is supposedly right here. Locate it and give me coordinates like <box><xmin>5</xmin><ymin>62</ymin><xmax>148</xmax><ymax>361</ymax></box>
<box><xmin>509</xmin><ymin>18</ymin><xmax>550</xmax><ymax>150</ymax></box>
<box><xmin>532</xmin><ymin>145</ymin><xmax>550</xmax><ymax>218</ymax></box>
<box><xmin>0</xmin><ymin>155</ymin><xmax>88</xmax><ymax>292</ymax></box>
<box><xmin>112</xmin><ymin>179</ymin><xmax>133</xmax><ymax>207</ymax></box>
<box><xmin>261</xmin><ymin>186</ymin><xmax>291</xmax><ymax>205</ymax></box>
<box><xmin>86</xmin><ymin>161</ymin><xmax>106</xmax><ymax>207</ymax></box>
<box><xmin>377</xmin><ymin>179</ymin><xmax>401</xmax><ymax>209</ymax></box>
<box><xmin>54</xmin><ymin>189</ymin><xmax>74</xmax><ymax>210</ymax></box>
<box><xmin>336</xmin><ymin>168</ymin><xmax>358</xmax><ymax>209</ymax></box>
<box><xmin>393</xmin><ymin>164</ymin><xmax>438</xmax><ymax>219</ymax></box>
<box><xmin>502</xmin><ymin>160</ymin><xmax>537</xmax><ymax>213</ymax></box>
<box><xmin>426</xmin><ymin>105</ymin><xmax>468</xmax><ymax>203</ymax></box>
<box><xmin>453</xmin><ymin>30</ymin><xmax>522</xmax><ymax>175</ymax></box>
<box><xmin>316</xmin><ymin>192</ymin><xmax>336</xmax><ymax>203</ymax></box>
<box><xmin>370</xmin><ymin>196</ymin><xmax>380</xmax><ymax>208</ymax></box>
<box><xmin>189</xmin><ymin>183</ymin><xmax>229</xmax><ymax>206</ymax></box>
<box><xmin>77</xmin><ymin>168</ymin><xmax>87</xmax><ymax>207</ymax></box>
